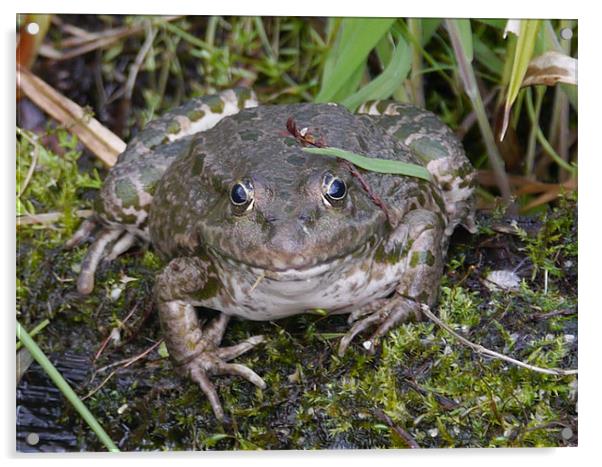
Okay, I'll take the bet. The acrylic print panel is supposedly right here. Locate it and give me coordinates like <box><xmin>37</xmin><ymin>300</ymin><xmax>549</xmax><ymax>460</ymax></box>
<box><xmin>16</xmin><ymin>14</ymin><xmax>577</xmax><ymax>451</ymax></box>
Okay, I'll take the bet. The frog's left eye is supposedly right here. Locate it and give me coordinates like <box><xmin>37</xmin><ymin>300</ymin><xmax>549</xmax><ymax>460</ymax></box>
<box><xmin>322</xmin><ymin>172</ymin><xmax>347</xmax><ymax>206</ymax></box>
<box><xmin>230</xmin><ymin>179</ymin><xmax>255</xmax><ymax>213</ymax></box>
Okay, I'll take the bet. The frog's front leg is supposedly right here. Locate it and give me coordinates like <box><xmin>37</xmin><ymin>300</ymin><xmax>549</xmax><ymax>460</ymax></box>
<box><xmin>156</xmin><ymin>257</ymin><xmax>266</xmax><ymax>421</ymax></box>
<box><xmin>338</xmin><ymin>209</ymin><xmax>445</xmax><ymax>356</ymax></box>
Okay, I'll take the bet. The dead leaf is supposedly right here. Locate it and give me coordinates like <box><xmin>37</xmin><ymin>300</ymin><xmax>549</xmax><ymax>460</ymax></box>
<box><xmin>522</xmin><ymin>51</ymin><xmax>577</xmax><ymax>87</ymax></box>
<box><xmin>17</xmin><ymin>65</ymin><xmax>124</xmax><ymax>166</ymax></box>
<box><xmin>503</xmin><ymin>19</ymin><xmax>521</xmax><ymax>39</ymax></box>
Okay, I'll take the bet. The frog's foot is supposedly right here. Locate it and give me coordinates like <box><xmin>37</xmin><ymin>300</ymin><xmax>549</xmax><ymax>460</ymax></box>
<box><xmin>167</xmin><ymin>311</ymin><xmax>266</xmax><ymax>422</ymax></box>
<box><xmin>338</xmin><ymin>294</ymin><xmax>421</xmax><ymax>357</ymax></box>
<box><xmin>66</xmin><ymin>219</ymin><xmax>141</xmax><ymax>294</ymax></box>
<box><xmin>182</xmin><ymin>336</ymin><xmax>266</xmax><ymax>421</ymax></box>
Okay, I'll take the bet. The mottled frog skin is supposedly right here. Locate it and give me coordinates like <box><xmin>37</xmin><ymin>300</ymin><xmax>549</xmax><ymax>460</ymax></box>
<box><xmin>67</xmin><ymin>88</ymin><xmax>476</xmax><ymax>421</ymax></box>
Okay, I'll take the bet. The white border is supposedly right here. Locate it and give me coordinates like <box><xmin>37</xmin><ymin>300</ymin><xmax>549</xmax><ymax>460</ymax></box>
<box><xmin>4</xmin><ymin>1</ymin><xmax>598</xmax><ymax>466</ymax></box>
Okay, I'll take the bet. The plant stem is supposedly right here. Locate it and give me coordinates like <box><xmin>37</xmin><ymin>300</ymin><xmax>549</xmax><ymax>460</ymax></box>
<box><xmin>525</xmin><ymin>86</ymin><xmax>545</xmax><ymax>176</ymax></box>
<box><xmin>445</xmin><ymin>19</ymin><xmax>513</xmax><ymax>205</ymax></box>
<box><xmin>408</xmin><ymin>19</ymin><xmax>425</xmax><ymax>107</ymax></box>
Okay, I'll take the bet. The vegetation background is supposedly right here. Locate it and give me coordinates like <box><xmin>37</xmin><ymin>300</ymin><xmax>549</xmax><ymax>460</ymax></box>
<box><xmin>16</xmin><ymin>13</ymin><xmax>578</xmax><ymax>452</ymax></box>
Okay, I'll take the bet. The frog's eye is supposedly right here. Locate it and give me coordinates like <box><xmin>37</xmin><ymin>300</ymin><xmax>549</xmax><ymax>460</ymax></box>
<box><xmin>322</xmin><ymin>172</ymin><xmax>347</xmax><ymax>206</ymax></box>
<box><xmin>230</xmin><ymin>179</ymin><xmax>255</xmax><ymax>212</ymax></box>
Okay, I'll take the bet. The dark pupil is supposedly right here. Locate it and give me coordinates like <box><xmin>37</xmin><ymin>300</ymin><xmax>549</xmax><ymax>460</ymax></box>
<box><xmin>231</xmin><ymin>184</ymin><xmax>248</xmax><ymax>204</ymax></box>
<box><xmin>327</xmin><ymin>179</ymin><xmax>346</xmax><ymax>199</ymax></box>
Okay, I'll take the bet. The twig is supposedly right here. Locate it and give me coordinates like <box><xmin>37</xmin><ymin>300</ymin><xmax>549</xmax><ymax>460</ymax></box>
<box><xmin>373</xmin><ymin>408</ymin><xmax>420</xmax><ymax>448</ymax></box>
<box><xmin>124</xmin><ymin>22</ymin><xmax>157</xmax><ymax>101</ymax></box>
<box><xmin>93</xmin><ymin>302</ymin><xmax>141</xmax><ymax>362</ymax></box>
<box><xmin>17</xmin><ymin>209</ymin><xmax>93</xmax><ymax>227</ymax></box>
<box><xmin>286</xmin><ymin>117</ymin><xmax>394</xmax><ymax>226</ymax></box>
<box><xmin>419</xmin><ymin>303</ymin><xmax>577</xmax><ymax>376</ymax></box>
<box><xmin>17</xmin><ymin>65</ymin><xmax>125</xmax><ymax>167</ymax></box>
<box><xmin>95</xmin><ymin>339</ymin><xmax>163</xmax><ymax>374</ymax></box>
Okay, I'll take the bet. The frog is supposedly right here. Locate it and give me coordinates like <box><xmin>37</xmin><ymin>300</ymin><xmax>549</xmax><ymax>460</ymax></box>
<box><xmin>66</xmin><ymin>88</ymin><xmax>476</xmax><ymax>421</ymax></box>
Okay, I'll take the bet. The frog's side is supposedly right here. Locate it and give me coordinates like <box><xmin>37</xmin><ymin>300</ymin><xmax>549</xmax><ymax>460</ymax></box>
<box><xmin>67</xmin><ymin>89</ymin><xmax>475</xmax><ymax>421</ymax></box>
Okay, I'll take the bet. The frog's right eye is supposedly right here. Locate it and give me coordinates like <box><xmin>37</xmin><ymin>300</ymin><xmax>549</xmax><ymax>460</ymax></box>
<box><xmin>230</xmin><ymin>179</ymin><xmax>255</xmax><ymax>212</ymax></box>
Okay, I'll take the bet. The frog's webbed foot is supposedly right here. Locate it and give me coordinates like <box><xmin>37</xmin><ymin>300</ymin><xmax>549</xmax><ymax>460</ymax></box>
<box><xmin>338</xmin><ymin>294</ymin><xmax>421</xmax><ymax>357</ymax></box>
<box><xmin>65</xmin><ymin>218</ymin><xmax>142</xmax><ymax>294</ymax></box>
<box><xmin>159</xmin><ymin>299</ymin><xmax>265</xmax><ymax>422</ymax></box>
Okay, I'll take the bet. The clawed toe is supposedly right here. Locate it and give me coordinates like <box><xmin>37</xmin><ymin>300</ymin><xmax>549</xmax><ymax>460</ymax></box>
<box><xmin>184</xmin><ymin>334</ymin><xmax>266</xmax><ymax>421</ymax></box>
<box><xmin>66</xmin><ymin>218</ymin><xmax>141</xmax><ymax>294</ymax></box>
<box><xmin>339</xmin><ymin>295</ymin><xmax>420</xmax><ymax>357</ymax></box>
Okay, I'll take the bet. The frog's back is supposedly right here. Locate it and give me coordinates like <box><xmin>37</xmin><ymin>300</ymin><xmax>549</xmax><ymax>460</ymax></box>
<box><xmin>359</xmin><ymin>101</ymin><xmax>476</xmax><ymax>234</ymax></box>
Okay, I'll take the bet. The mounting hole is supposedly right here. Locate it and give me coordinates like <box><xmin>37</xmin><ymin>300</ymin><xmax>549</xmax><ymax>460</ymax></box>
<box><xmin>561</xmin><ymin>427</ymin><xmax>573</xmax><ymax>440</ymax></box>
<box><xmin>26</xmin><ymin>22</ymin><xmax>40</xmax><ymax>35</ymax></box>
<box><xmin>26</xmin><ymin>432</ymin><xmax>40</xmax><ymax>446</ymax></box>
<box><xmin>560</xmin><ymin>27</ymin><xmax>573</xmax><ymax>40</ymax></box>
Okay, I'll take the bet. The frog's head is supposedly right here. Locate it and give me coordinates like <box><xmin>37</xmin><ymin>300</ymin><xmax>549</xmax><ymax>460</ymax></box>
<box><xmin>150</xmin><ymin>104</ymin><xmax>403</xmax><ymax>278</ymax></box>
<box><xmin>201</xmin><ymin>163</ymin><xmax>388</xmax><ymax>275</ymax></box>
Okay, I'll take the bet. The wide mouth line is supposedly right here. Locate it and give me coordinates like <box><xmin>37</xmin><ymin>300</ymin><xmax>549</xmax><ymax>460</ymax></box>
<box><xmin>207</xmin><ymin>241</ymin><xmax>373</xmax><ymax>276</ymax></box>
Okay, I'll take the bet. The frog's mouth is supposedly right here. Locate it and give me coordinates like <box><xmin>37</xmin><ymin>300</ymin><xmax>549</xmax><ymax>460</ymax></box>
<box><xmin>207</xmin><ymin>237</ymin><xmax>380</xmax><ymax>282</ymax></box>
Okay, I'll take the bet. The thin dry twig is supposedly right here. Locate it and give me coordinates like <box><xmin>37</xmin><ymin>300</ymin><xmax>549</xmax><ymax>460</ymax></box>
<box><xmin>286</xmin><ymin>117</ymin><xmax>395</xmax><ymax>226</ymax></box>
<box><xmin>39</xmin><ymin>17</ymin><xmax>180</xmax><ymax>61</ymax></box>
<box><xmin>94</xmin><ymin>302</ymin><xmax>142</xmax><ymax>362</ymax></box>
<box><xmin>373</xmin><ymin>408</ymin><xmax>420</xmax><ymax>448</ymax></box>
<box><xmin>95</xmin><ymin>339</ymin><xmax>163</xmax><ymax>374</ymax></box>
<box><xmin>419</xmin><ymin>303</ymin><xmax>577</xmax><ymax>377</ymax></box>
<box><xmin>17</xmin><ymin>210</ymin><xmax>93</xmax><ymax>227</ymax></box>
<box><xmin>124</xmin><ymin>22</ymin><xmax>158</xmax><ymax>101</ymax></box>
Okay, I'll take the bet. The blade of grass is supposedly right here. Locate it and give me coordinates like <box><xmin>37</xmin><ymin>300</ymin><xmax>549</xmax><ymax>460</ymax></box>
<box><xmin>500</xmin><ymin>19</ymin><xmax>541</xmax><ymax>139</ymax></box>
<box><xmin>17</xmin><ymin>320</ymin><xmax>120</xmax><ymax>452</ymax></box>
<box><xmin>473</xmin><ymin>35</ymin><xmax>504</xmax><ymax>77</ymax></box>
<box><xmin>341</xmin><ymin>36</ymin><xmax>411</xmax><ymax>112</ymax></box>
<box><xmin>524</xmin><ymin>88</ymin><xmax>576</xmax><ymax>175</ymax></box>
<box><xmin>421</xmin><ymin>19</ymin><xmax>442</xmax><ymax>46</ymax></box>
<box><xmin>16</xmin><ymin>319</ymin><xmax>49</xmax><ymax>351</ymax></box>
<box><xmin>524</xmin><ymin>86</ymin><xmax>545</xmax><ymax>176</ymax></box>
<box><xmin>408</xmin><ymin>19</ymin><xmax>425</xmax><ymax>106</ymax></box>
<box><xmin>398</xmin><ymin>20</ymin><xmax>457</xmax><ymax>94</ymax></box>
<box><xmin>445</xmin><ymin>19</ymin><xmax>512</xmax><ymax>204</ymax></box>
<box><xmin>302</xmin><ymin>146</ymin><xmax>432</xmax><ymax>181</ymax></box>
<box><xmin>315</xmin><ymin>18</ymin><xmax>395</xmax><ymax>103</ymax></box>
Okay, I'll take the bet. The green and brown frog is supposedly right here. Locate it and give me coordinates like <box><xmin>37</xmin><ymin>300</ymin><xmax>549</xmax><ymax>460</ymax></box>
<box><xmin>67</xmin><ymin>88</ymin><xmax>476</xmax><ymax>421</ymax></box>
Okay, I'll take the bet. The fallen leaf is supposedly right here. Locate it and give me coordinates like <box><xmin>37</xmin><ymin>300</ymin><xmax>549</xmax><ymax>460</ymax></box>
<box><xmin>17</xmin><ymin>65</ymin><xmax>124</xmax><ymax>167</ymax></box>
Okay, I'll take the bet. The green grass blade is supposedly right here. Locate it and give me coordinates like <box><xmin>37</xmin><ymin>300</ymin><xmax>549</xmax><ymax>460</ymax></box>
<box><xmin>501</xmin><ymin>19</ymin><xmax>541</xmax><ymax>138</ymax></box>
<box><xmin>302</xmin><ymin>147</ymin><xmax>432</xmax><ymax>181</ymax></box>
<box><xmin>315</xmin><ymin>17</ymin><xmax>396</xmax><ymax>103</ymax></box>
<box><xmin>421</xmin><ymin>19</ymin><xmax>442</xmax><ymax>45</ymax></box>
<box><xmin>341</xmin><ymin>36</ymin><xmax>411</xmax><ymax>112</ymax></box>
<box><xmin>16</xmin><ymin>319</ymin><xmax>49</xmax><ymax>351</ymax></box>
<box><xmin>17</xmin><ymin>320</ymin><xmax>120</xmax><ymax>452</ymax></box>
<box><xmin>455</xmin><ymin>19</ymin><xmax>473</xmax><ymax>62</ymax></box>
<box><xmin>445</xmin><ymin>19</ymin><xmax>513</xmax><ymax>203</ymax></box>
<box><xmin>473</xmin><ymin>35</ymin><xmax>504</xmax><ymax>76</ymax></box>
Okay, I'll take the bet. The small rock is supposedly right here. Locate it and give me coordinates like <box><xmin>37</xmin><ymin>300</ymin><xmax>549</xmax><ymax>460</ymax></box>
<box><xmin>485</xmin><ymin>270</ymin><xmax>521</xmax><ymax>292</ymax></box>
